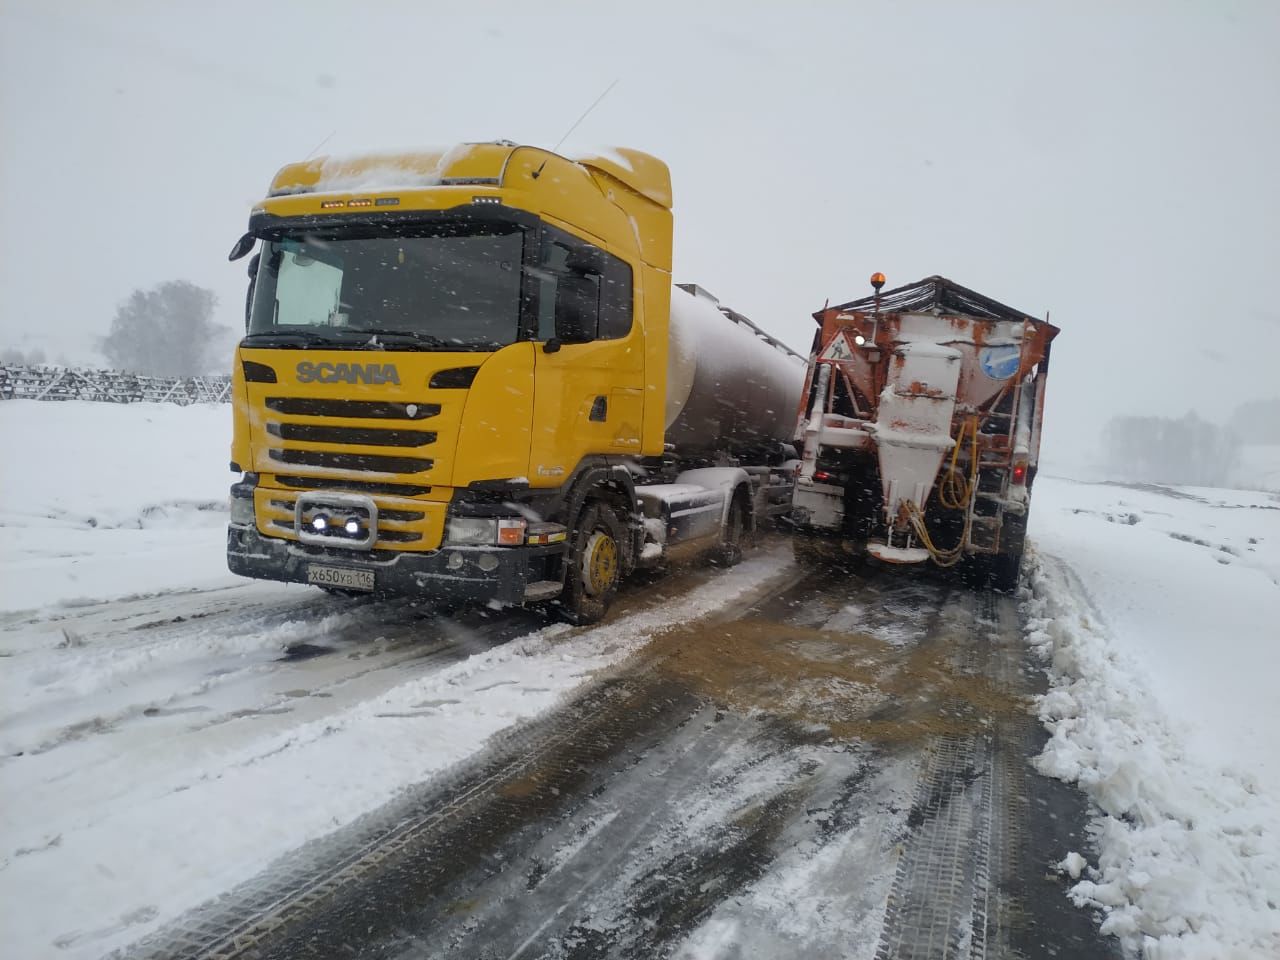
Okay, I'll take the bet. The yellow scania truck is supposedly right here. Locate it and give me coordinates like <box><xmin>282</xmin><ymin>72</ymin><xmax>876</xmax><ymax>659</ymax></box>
<box><xmin>226</xmin><ymin>142</ymin><xmax>804</xmax><ymax>622</ymax></box>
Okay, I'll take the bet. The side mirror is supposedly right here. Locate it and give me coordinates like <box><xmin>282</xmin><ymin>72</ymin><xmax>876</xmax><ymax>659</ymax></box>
<box><xmin>228</xmin><ymin>232</ymin><xmax>256</xmax><ymax>262</ymax></box>
<box><xmin>554</xmin><ymin>274</ymin><xmax>599</xmax><ymax>344</ymax></box>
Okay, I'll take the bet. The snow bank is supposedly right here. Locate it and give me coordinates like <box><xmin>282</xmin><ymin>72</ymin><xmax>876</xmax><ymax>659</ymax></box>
<box><xmin>1031</xmin><ymin>478</ymin><xmax>1280</xmax><ymax>795</ymax></box>
<box><xmin>1025</xmin><ymin>477</ymin><xmax>1280</xmax><ymax>957</ymax></box>
<box><xmin>0</xmin><ymin>400</ymin><xmax>237</xmax><ymax>611</ymax></box>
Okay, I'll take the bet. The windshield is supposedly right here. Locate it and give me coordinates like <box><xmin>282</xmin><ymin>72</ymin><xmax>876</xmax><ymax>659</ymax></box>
<box><xmin>247</xmin><ymin>223</ymin><xmax>525</xmax><ymax>350</ymax></box>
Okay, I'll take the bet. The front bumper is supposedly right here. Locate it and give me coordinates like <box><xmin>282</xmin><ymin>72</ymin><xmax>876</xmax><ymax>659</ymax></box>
<box><xmin>227</xmin><ymin>523</ymin><xmax>562</xmax><ymax>605</ymax></box>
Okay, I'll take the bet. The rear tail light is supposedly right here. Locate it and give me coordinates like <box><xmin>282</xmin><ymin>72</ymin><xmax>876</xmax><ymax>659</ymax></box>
<box><xmin>1012</xmin><ymin>461</ymin><xmax>1028</xmax><ymax>485</ymax></box>
<box><xmin>813</xmin><ymin>470</ymin><xmax>836</xmax><ymax>483</ymax></box>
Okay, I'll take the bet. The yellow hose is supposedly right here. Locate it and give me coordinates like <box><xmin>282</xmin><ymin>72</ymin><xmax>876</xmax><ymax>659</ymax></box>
<box><xmin>938</xmin><ymin>416</ymin><xmax>978</xmax><ymax>510</ymax></box>
<box><xmin>907</xmin><ymin>416</ymin><xmax>979</xmax><ymax>566</ymax></box>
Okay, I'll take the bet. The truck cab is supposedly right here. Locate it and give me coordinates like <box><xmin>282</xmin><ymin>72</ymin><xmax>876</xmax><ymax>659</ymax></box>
<box><xmin>226</xmin><ymin>143</ymin><xmax>801</xmax><ymax>621</ymax></box>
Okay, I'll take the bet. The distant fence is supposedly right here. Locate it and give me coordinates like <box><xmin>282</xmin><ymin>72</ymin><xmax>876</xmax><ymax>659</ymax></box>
<box><xmin>0</xmin><ymin>364</ymin><xmax>231</xmax><ymax>405</ymax></box>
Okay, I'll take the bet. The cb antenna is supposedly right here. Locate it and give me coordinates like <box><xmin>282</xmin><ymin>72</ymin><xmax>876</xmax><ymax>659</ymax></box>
<box><xmin>533</xmin><ymin>79</ymin><xmax>620</xmax><ymax>180</ymax></box>
<box><xmin>304</xmin><ymin>129</ymin><xmax>337</xmax><ymax>161</ymax></box>
<box><xmin>553</xmin><ymin>78</ymin><xmax>620</xmax><ymax>153</ymax></box>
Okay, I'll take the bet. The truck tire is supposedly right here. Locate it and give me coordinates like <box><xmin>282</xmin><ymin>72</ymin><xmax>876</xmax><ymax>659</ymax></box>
<box><xmin>558</xmin><ymin>501</ymin><xmax>625</xmax><ymax>625</ymax></box>
<box><xmin>710</xmin><ymin>492</ymin><xmax>748</xmax><ymax>567</ymax></box>
<box><xmin>989</xmin><ymin>551</ymin><xmax>1023</xmax><ymax>592</ymax></box>
<box><xmin>988</xmin><ymin>517</ymin><xmax>1028</xmax><ymax>593</ymax></box>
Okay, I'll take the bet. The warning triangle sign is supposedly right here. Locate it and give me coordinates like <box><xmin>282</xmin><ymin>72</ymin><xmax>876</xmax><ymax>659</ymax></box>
<box><xmin>818</xmin><ymin>332</ymin><xmax>856</xmax><ymax>363</ymax></box>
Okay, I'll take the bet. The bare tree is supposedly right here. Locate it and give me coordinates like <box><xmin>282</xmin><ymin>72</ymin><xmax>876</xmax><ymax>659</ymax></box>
<box><xmin>0</xmin><ymin>346</ymin><xmax>46</xmax><ymax>365</ymax></box>
<box><xmin>1103</xmin><ymin>411</ymin><xmax>1240</xmax><ymax>487</ymax></box>
<box><xmin>1229</xmin><ymin>398</ymin><xmax>1280</xmax><ymax>445</ymax></box>
<box><xmin>99</xmin><ymin>280</ymin><xmax>228</xmax><ymax>376</ymax></box>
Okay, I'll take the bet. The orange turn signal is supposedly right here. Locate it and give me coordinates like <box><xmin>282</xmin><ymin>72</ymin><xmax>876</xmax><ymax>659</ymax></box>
<box><xmin>497</xmin><ymin>518</ymin><xmax>527</xmax><ymax>545</ymax></box>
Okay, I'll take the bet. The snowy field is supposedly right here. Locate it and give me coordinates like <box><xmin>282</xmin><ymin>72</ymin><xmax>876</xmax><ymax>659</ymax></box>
<box><xmin>1027</xmin><ymin>476</ymin><xmax>1280</xmax><ymax>957</ymax></box>
<box><xmin>0</xmin><ymin>400</ymin><xmax>240</xmax><ymax>611</ymax></box>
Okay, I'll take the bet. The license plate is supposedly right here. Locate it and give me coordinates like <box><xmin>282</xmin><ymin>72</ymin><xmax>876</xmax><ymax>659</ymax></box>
<box><xmin>306</xmin><ymin>564</ymin><xmax>375</xmax><ymax>591</ymax></box>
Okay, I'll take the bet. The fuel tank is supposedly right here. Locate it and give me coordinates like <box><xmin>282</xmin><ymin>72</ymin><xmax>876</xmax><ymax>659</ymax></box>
<box><xmin>664</xmin><ymin>284</ymin><xmax>806</xmax><ymax>455</ymax></box>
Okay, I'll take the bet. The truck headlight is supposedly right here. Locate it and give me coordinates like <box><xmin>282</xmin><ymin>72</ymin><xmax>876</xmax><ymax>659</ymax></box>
<box><xmin>446</xmin><ymin>517</ymin><xmax>498</xmax><ymax>545</ymax></box>
<box><xmin>230</xmin><ymin>496</ymin><xmax>255</xmax><ymax>526</ymax></box>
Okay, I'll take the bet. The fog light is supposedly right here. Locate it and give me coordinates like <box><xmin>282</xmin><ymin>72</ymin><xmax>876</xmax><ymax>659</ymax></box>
<box><xmin>312</xmin><ymin>515</ymin><xmax>329</xmax><ymax>531</ymax></box>
<box><xmin>446</xmin><ymin>552</ymin><xmax>464</xmax><ymax>570</ymax></box>
<box><xmin>344</xmin><ymin>518</ymin><xmax>360</xmax><ymax>535</ymax></box>
<box><xmin>476</xmin><ymin>553</ymin><xmax>499</xmax><ymax>572</ymax></box>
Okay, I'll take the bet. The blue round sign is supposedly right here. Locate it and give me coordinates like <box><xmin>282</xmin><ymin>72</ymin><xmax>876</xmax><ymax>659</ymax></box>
<box><xmin>979</xmin><ymin>345</ymin><xmax>1021</xmax><ymax>380</ymax></box>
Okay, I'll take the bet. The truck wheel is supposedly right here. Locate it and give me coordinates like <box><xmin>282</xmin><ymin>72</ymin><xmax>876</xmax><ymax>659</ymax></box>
<box><xmin>989</xmin><ymin>551</ymin><xmax>1023</xmax><ymax>593</ymax></box>
<box><xmin>558</xmin><ymin>502</ymin><xmax>625</xmax><ymax>625</ymax></box>
<box><xmin>710</xmin><ymin>493</ymin><xmax>747</xmax><ymax>567</ymax></box>
<box><xmin>989</xmin><ymin>517</ymin><xmax>1028</xmax><ymax>593</ymax></box>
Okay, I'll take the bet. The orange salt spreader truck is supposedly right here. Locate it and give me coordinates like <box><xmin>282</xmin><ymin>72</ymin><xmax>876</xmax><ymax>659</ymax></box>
<box><xmin>790</xmin><ymin>274</ymin><xmax>1059</xmax><ymax>590</ymax></box>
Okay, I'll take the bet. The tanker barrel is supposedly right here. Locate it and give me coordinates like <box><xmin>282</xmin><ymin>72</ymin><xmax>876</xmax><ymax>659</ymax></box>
<box><xmin>664</xmin><ymin>284</ymin><xmax>806</xmax><ymax>455</ymax></box>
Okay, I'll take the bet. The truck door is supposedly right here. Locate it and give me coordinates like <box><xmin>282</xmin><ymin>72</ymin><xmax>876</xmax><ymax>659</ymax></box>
<box><xmin>529</xmin><ymin>224</ymin><xmax>644</xmax><ymax>486</ymax></box>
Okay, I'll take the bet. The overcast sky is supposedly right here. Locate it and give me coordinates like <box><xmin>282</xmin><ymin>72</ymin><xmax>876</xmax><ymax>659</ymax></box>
<box><xmin>2</xmin><ymin>0</ymin><xmax>1277</xmax><ymax>465</ymax></box>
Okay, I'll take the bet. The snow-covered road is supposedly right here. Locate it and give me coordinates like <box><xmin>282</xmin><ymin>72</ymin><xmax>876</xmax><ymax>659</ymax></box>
<box><xmin>1</xmin><ymin>545</ymin><xmax>789</xmax><ymax>959</ymax></box>
<box><xmin>112</xmin><ymin>562</ymin><xmax>1111</xmax><ymax>960</ymax></box>
<box><xmin>4</xmin><ymin>400</ymin><xmax>1279</xmax><ymax>959</ymax></box>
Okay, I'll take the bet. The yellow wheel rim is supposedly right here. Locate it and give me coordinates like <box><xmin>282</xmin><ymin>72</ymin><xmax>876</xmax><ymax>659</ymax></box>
<box><xmin>581</xmin><ymin>530</ymin><xmax>619</xmax><ymax>596</ymax></box>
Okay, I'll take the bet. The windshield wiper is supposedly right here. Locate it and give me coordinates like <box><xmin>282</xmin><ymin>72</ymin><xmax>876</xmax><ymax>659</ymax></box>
<box><xmin>242</xmin><ymin>330</ymin><xmax>342</xmax><ymax>348</ymax></box>
<box><xmin>243</xmin><ymin>328</ymin><xmax>486</xmax><ymax>351</ymax></box>
<box><xmin>355</xmin><ymin>329</ymin><xmax>451</xmax><ymax>350</ymax></box>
